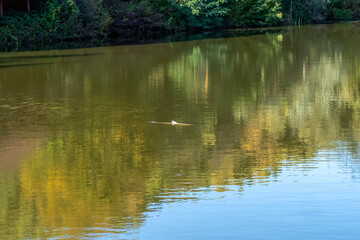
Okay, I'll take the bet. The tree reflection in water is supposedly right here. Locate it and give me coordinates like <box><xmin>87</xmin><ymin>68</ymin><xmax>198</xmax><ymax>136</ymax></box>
<box><xmin>1</xmin><ymin>23</ymin><xmax>360</xmax><ymax>239</ymax></box>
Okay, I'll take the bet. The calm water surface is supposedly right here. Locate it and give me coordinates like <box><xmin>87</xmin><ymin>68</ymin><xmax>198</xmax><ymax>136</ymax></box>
<box><xmin>1</xmin><ymin>23</ymin><xmax>360</xmax><ymax>239</ymax></box>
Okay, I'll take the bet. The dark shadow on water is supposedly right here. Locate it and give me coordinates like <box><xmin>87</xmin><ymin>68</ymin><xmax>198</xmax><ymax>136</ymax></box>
<box><xmin>0</xmin><ymin>53</ymin><xmax>103</xmax><ymax>63</ymax></box>
<box><xmin>0</xmin><ymin>62</ymin><xmax>54</xmax><ymax>69</ymax></box>
<box><xmin>110</xmin><ymin>28</ymin><xmax>286</xmax><ymax>46</ymax></box>
<box><xmin>2</xmin><ymin>28</ymin><xmax>287</xmax><ymax>53</ymax></box>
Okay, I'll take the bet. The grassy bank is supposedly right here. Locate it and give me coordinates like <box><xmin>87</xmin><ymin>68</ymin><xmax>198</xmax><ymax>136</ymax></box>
<box><xmin>1</xmin><ymin>0</ymin><xmax>360</xmax><ymax>51</ymax></box>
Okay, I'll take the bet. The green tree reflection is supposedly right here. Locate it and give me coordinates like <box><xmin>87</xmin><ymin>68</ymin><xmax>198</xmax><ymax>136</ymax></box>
<box><xmin>1</xmin><ymin>23</ymin><xmax>360</xmax><ymax>238</ymax></box>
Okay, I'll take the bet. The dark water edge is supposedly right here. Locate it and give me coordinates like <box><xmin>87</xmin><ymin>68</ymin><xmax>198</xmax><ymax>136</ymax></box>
<box><xmin>2</xmin><ymin>19</ymin><xmax>359</xmax><ymax>53</ymax></box>
<box><xmin>107</xmin><ymin>20</ymin><xmax>359</xmax><ymax>49</ymax></box>
<box><xmin>1</xmin><ymin>27</ymin><xmax>288</xmax><ymax>53</ymax></box>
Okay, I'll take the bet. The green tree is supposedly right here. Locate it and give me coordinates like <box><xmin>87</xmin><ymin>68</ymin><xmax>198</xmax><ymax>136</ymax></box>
<box><xmin>74</xmin><ymin>0</ymin><xmax>112</xmax><ymax>38</ymax></box>
<box><xmin>280</xmin><ymin>0</ymin><xmax>327</xmax><ymax>24</ymax></box>
<box><xmin>171</xmin><ymin>0</ymin><xmax>229</xmax><ymax>28</ymax></box>
<box><xmin>40</xmin><ymin>0</ymin><xmax>79</xmax><ymax>39</ymax></box>
<box><xmin>229</xmin><ymin>0</ymin><xmax>282</xmax><ymax>27</ymax></box>
<box><xmin>328</xmin><ymin>0</ymin><xmax>360</xmax><ymax>20</ymax></box>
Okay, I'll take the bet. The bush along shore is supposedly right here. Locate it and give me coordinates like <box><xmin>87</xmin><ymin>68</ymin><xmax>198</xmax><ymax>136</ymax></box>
<box><xmin>0</xmin><ymin>0</ymin><xmax>360</xmax><ymax>51</ymax></box>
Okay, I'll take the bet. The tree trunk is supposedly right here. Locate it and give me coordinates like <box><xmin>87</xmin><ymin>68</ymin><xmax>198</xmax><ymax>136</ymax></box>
<box><xmin>27</xmin><ymin>0</ymin><xmax>31</xmax><ymax>12</ymax></box>
<box><xmin>0</xmin><ymin>0</ymin><xmax>3</xmax><ymax>16</ymax></box>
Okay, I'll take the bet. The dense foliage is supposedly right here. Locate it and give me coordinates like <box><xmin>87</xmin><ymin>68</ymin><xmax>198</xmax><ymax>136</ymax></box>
<box><xmin>1</xmin><ymin>0</ymin><xmax>360</xmax><ymax>50</ymax></box>
<box><xmin>0</xmin><ymin>0</ymin><xmax>112</xmax><ymax>49</ymax></box>
<box><xmin>229</xmin><ymin>0</ymin><xmax>282</xmax><ymax>27</ymax></box>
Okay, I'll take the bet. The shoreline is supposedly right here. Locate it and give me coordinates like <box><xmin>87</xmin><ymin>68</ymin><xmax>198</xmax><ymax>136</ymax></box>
<box><xmin>1</xmin><ymin>20</ymin><xmax>359</xmax><ymax>53</ymax></box>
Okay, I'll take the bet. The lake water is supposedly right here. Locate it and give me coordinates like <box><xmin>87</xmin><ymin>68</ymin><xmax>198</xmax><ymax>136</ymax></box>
<box><xmin>1</xmin><ymin>23</ymin><xmax>360</xmax><ymax>239</ymax></box>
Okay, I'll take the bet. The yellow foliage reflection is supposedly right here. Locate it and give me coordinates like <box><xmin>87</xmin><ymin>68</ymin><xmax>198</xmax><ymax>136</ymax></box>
<box><xmin>1</xmin><ymin>23</ymin><xmax>360</xmax><ymax>238</ymax></box>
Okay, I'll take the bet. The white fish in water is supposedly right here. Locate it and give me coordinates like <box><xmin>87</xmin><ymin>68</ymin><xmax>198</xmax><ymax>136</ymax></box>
<box><xmin>149</xmin><ymin>120</ymin><xmax>193</xmax><ymax>126</ymax></box>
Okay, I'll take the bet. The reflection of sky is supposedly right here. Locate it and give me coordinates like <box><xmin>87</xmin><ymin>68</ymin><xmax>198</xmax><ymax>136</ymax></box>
<box><xmin>85</xmin><ymin>144</ymin><xmax>360</xmax><ymax>240</ymax></box>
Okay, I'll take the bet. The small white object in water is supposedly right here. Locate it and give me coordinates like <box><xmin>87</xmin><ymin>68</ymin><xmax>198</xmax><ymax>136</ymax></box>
<box><xmin>149</xmin><ymin>120</ymin><xmax>193</xmax><ymax>126</ymax></box>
